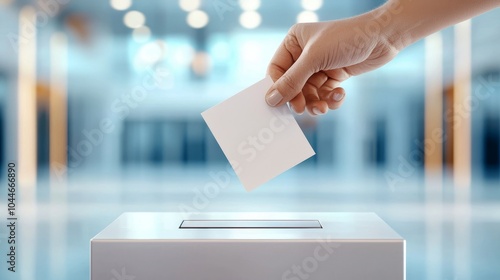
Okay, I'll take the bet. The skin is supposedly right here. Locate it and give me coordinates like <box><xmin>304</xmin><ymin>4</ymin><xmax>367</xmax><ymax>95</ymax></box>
<box><xmin>265</xmin><ymin>0</ymin><xmax>500</xmax><ymax>116</ymax></box>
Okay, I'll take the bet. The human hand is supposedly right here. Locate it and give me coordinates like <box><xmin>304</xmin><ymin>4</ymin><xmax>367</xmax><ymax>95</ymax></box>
<box><xmin>265</xmin><ymin>10</ymin><xmax>401</xmax><ymax>115</ymax></box>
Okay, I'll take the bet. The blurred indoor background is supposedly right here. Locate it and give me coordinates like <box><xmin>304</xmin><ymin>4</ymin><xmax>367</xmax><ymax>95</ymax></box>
<box><xmin>0</xmin><ymin>0</ymin><xmax>499</xmax><ymax>279</ymax></box>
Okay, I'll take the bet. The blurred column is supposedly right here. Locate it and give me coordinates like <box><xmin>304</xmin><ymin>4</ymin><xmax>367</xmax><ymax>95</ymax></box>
<box><xmin>17</xmin><ymin>6</ymin><xmax>37</xmax><ymax>188</ymax></box>
<box><xmin>453</xmin><ymin>20</ymin><xmax>472</xmax><ymax>280</ymax></box>
<box><xmin>424</xmin><ymin>32</ymin><xmax>444</xmax><ymax>187</ymax></box>
<box><xmin>50</xmin><ymin>187</ymin><xmax>67</xmax><ymax>280</ymax></box>
<box><xmin>17</xmin><ymin>7</ymin><xmax>39</xmax><ymax>280</ymax></box>
<box><xmin>49</xmin><ymin>32</ymin><xmax>68</xmax><ymax>183</ymax></box>
<box><xmin>454</xmin><ymin>187</ymin><xmax>471</xmax><ymax>280</ymax></box>
<box><xmin>424</xmin><ymin>31</ymin><xmax>444</xmax><ymax>280</ymax></box>
<box><xmin>453</xmin><ymin>20</ymin><xmax>472</xmax><ymax>188</ymax></box>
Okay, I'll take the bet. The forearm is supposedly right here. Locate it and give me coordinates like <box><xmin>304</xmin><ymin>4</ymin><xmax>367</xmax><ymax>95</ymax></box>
<box><xmin>373</xmin><ymin>0</ymin><xmax>500</xmax><ymax>50</ymax></box>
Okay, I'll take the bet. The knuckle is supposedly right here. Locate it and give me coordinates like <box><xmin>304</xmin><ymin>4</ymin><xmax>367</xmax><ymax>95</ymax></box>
<box><xmin>284</xmin><ymin>33</ymin><xmax>301</xmax><ymax>55</ymax></box>
<box><xmin>279</xmin><ymin>75</ymin><xmax>299</xmax><ymax>99</ymax></box>
<box><xmin>288</xmin><ymin>23</ymin><xmax>301</xmax><ymax>34</ymax></box>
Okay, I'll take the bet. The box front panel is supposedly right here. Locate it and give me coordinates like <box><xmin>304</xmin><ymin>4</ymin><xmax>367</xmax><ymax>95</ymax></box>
<box><xmin>91</xmin><ymin>240</ymin><xmax>404</xmax><ymax>280</ymax></box>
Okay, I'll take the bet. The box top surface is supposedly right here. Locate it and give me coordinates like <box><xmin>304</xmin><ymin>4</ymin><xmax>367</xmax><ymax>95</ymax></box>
<box><xmin>92</xmin><ymin>212</ymin><xmax>403</xmax><ymax>241</ymax></box>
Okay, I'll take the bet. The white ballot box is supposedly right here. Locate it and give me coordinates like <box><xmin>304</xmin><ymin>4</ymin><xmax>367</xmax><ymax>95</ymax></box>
<box><xmin>91</xmin><ymin>212</ymin><xmax>405</xmax><ymax>280</ymax></box>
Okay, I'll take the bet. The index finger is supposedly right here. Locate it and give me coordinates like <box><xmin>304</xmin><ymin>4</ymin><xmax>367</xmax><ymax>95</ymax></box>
<box><xmin>267</xmin><ymin>32</ymin><xmax>303</xmax><ymax>82</ymax></box>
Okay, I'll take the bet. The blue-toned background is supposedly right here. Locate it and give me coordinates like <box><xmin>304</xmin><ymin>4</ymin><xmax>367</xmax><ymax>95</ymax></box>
<box><xmin>0</xmin><ymin>0</ymin><xmax>499</xmax><ymax>279</ymax></box>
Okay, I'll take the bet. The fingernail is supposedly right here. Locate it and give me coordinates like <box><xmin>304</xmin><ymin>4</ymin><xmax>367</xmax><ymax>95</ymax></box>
<box><xmin>290</xmin><ymin>104</ymin><xmax>303</xmax><ymax>115</ymax></box>
<box><xmin>312</xmin><ymin>107</ymin><xmax>324</xmax><ymax>115</ymax></box>
<box><xmin>266</xmin><ymin>89</ymin><xmax>283</xmax><ymax>106</ymax></box>
<box><xmin>333</xmin><ymin>92</ymin><xmax>345</xmax><ymax>102</ymax></box>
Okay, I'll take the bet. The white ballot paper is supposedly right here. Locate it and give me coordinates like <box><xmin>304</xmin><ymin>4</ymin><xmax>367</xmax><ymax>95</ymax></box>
<box><xmin>201</xmin><ymin>76</ymin><xmax>315</xmax><ymax>191</ymax></box>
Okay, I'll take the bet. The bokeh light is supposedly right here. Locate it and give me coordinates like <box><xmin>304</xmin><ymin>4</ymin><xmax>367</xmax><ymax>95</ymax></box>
<box><xmin>132</xmin><ymin>26</ymin><xmax>151</xmax><ymax>43</ymax></box>
<box><xmin>179</xmin><ymin>0</ymin><xmax>201</xmax><ymax>12</ymax></box>
<box><xmin>187</xmin><ymin>10</ymin><xmax>209</xmax><ymax>29</ymax></box>
<box><xmin>239</xmin><ymin>11</ymin><xmax>262</xmax><ymax>29</ymax></box>
<box><xmin>301</xmin><ymin>0</ymin><xmax>323</xmax><ymax>11</ymax></box>
<box><xmin>110</xmin><ymin>0</ymin><xmax>132</xmax><ymax>11</ymax></box>
<box><xmin>239</xmin><ymin>0</ymin><xmax>261</xmax><ymax>11</ymax></box>
<box><xmin>135</xmin><ymin>40</ymin><xmax>166</xmax><ymax>67</ymax></box>
<box><xmin>124</xmin><ymin>10</ymin><xmax>145</xmax><ymax>28</ymax></box>
<box><xmin>191</xmin><ymin>52</ymin><xmax>211</xmax><ymax>76</ymax></box>
<box><xmin>297</xmin><ymin>11</ymin><xmax>318</xmax><ymax>23</ymax></box>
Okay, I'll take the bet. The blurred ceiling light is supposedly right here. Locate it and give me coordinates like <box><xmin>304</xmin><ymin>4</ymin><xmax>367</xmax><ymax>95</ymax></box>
<box><xmin>297</xmin><ymin>11</ymin><xmax>318</xmax><ymax>23</ymax></box>
<box><xmin>132</xmin><ymin>26</ymin><xmax>151</xmax><ymax>43</ymax></box>
<box><xmin>239</xmin><ymin>11</ymin><xmax>261</xmax><ymax>29</ymax></box>
<box><xmin>110</xmin><ymin>0</ymin><xmax>132</xmax><ymax>11</ymax></box>
<box><xmin>124</xmin><ymin>10</ymin><xmax>145</xmax><ymax>28</ymax></box>
<box><xmin>301</xmin><ymin>0</ymin><xmax>323</xmax><ymax>11</ymax></box>
<box><xmin>239</xmin><ymin>0</ymin><xmax>260</xmax><ymax>11</ymax></box>
<box><xmin>136</xmin><ymin>41</ymin><xmax>165</xmax><ymax>66</ymax></box>
<box><xmin>179</xmin><ymin>0</ymin><xmax>201</xmax><ymax>12</ymax></box>
<box><xmin>187</xmin><ymin>10</ymin><xmax>209</xmax><ymax>29</ymax></box>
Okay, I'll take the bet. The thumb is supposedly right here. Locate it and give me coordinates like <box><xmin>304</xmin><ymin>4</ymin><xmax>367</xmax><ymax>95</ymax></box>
<box><xmin>265</xmin><ymin>55</ymin><xmax>313</xmax><ymax>107</ymax></box>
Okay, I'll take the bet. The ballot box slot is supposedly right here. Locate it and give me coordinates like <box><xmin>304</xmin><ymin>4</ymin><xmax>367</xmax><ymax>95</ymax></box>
<box><xmin>179</xmin><ymin>220</ymin><xmax>322</xmax><ymax>229</ymax></box>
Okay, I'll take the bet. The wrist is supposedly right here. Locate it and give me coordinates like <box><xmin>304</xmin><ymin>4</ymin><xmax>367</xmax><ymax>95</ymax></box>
<box><xmin>369</xmin><ymin>0</ymin><xmax>417</xmax><ymax>52</ymax></box>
